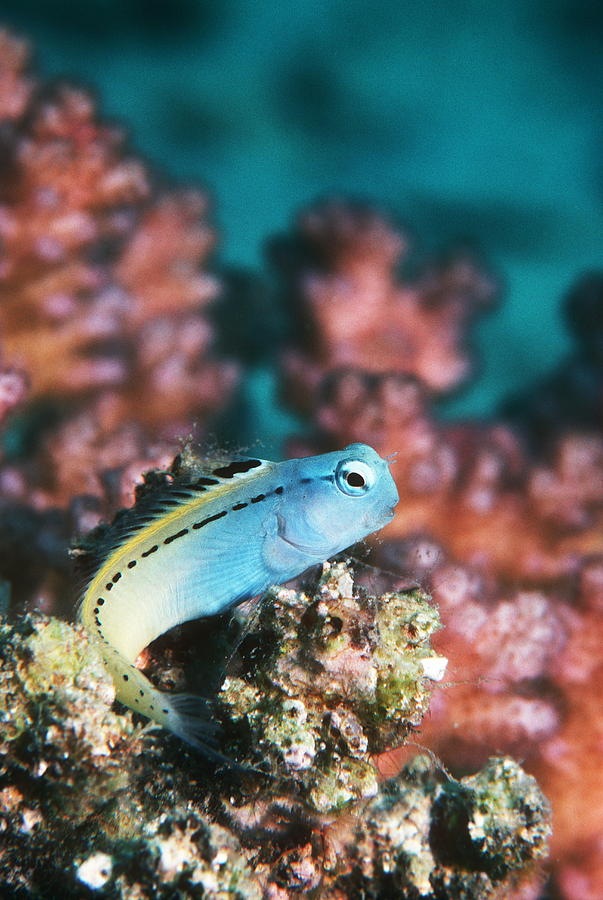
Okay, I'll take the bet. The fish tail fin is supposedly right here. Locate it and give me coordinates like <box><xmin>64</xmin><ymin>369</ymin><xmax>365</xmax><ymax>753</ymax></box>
<box><xmin>163</xmin><ymin>692</ymin><xmax>272</xmax><ymax>777</ymax></box>
<box><xmin>163</xmin><ymin>692</ymin><xmax>229</xmax><ymax>762</ymax></box>
<box><xmin>105</xmin><ymin>650</ymin><xmax>227</xmax><ymax>763</ymax></box>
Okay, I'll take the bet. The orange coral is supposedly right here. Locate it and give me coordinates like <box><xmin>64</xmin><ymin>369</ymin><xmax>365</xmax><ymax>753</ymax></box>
<box><xmin>290</xmin><ymin>370</ymin><xmax>603</xmax><ymax>581</ymax></box>
<box><xmin>278</xmin><ymin>203</ymin><xmax>603</xmax><ymax>896</ymax></box>
<box><xmin>0</xmin><ymin>30</ymin><xmax>235</xmax><ymax>434</ymax></box>
<box><xmin>0</xmin><ymin>30</ymin><xmax>236</xmax><ymax>611</ymax></box>
<box><xmin>292</xmin><ymin>368</ymin><xmax>603</xmax><ymax>894</ymax></box>
<box><xmin>271</xmin><ymin>199</ymin><xmax>497</xmax><ymax>413</ymax></box>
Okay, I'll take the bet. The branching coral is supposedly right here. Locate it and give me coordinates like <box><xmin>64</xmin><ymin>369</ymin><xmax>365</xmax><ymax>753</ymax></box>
<box><xmin>289</xmin><ymin>386</ymin><xmax>603</xmax><ymax>891</ymax></box>
<box><xmin>0</xmin><ymin>28</ymin><xmax>235</xmax><ymax>464</ymax></box>
<box><xmin>0</xmin><ymin>30</ymin><xmax>236</xmax><ymax>614</ymax></box>
<box><xmin>269</xmin><ymin>199</ymin><xmax>497</xmax><ymax>413</ymax></box>
<box><xmin>275</xmin><ymin>207</ymin><xmax>603</xmax><ymax>895</ymax></box>
<box><xmin>0</xmin><ymin>38</ymin><xmax>233</xmax><ymax>425</ymax></box>
<box><xmin>289</xmin><ymin>369</ymin><xmax>603</xmax><ymax>581</ymax></box>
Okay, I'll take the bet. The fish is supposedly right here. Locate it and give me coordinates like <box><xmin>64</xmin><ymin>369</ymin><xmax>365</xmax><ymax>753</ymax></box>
<box><xmin>77</xmin><ymin>442</ymin><xmax>398</xmax><ymax>755</ymax></box>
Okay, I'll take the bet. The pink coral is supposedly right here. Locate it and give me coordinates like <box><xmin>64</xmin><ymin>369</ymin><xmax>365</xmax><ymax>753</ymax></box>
<box><xmin>271</xmin><ymin>199</ymin><xmax>497</xmax><ymax>414</ymax></box>
<box><xmin>0</xmin><ymin>366</ymin><xmax>28</xmax><ymax>425</ymax></box>
<box><xmin>277</xmin><ymin>203</ymin><xmax>603</xmax><ymax>896</ymax></box>
<box><xmin>0</xmin><ymin>30</ymin><xmax>235</xmax><ymax>432</ymax></box>
<box><xmin>0</xmin><ymin>30</ymin><xmax>236</xmax><ymax>613</ymax></box>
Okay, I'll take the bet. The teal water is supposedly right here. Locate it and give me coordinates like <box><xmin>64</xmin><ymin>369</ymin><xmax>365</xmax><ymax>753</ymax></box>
<box><xmin>3</xmin><ymin>0</ymin><xmax>601</xmax><ymax>437</ymax></box>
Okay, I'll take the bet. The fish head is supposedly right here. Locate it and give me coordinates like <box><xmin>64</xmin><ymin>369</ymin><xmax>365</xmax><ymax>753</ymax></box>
<box><xmin>277</xmin><ymin>443</ymin><xmax>399</xmax><ymax>559</ymax></box>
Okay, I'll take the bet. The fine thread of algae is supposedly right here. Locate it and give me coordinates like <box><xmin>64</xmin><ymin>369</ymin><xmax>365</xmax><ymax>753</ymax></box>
<box><xmin>400</xmin><ymin>742</ymin><xmax>460</xmax><ymax>785</ymax></box>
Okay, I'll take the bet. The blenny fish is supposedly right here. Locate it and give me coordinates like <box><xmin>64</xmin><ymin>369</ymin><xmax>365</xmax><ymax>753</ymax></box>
<box><xmin>77</xmin><ymin>443</ymin><xmax>398</xmax><ymax>753</ymax></box>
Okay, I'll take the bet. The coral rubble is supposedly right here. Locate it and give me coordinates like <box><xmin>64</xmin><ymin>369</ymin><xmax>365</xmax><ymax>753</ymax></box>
<box><xmin>0</xmin><ymin>569</ymin><xmax>550</xmax><ymax>899</ymax></box>
<box><xmin>220</xmin><ymin>561</ymin><xmax>445</xmax><ymax>810</ymax></box>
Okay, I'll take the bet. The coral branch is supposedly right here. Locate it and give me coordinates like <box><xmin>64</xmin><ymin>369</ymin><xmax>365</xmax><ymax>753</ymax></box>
<box><xmin>270</xmin><ymin>199</ymin><xmax>497</xmax><ymax>414</ymax></box>
<box><xmin>0</xmin><ymin>29</ymin><xmax>237</xmax><ymax>614</ymax></box>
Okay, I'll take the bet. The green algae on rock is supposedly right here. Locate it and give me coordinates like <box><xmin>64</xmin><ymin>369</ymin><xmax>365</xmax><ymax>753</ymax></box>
<box><xmin>0</xmin><ymin>570</ymin><xmax>551</xmax><ymax>898</ymax></box>
<box><xmin>0</xmin><ymin>615</ymin><xmax>262</xmax><ymax>899</ymax></box>
<box><xmin>219</xmin><ymin>560</ymin><xmax>446</xmax><ymax>812</ymax></box>
<box><xmin>430</xmin><ymin>756</ymin><xmax>552</xmax><ymax>883</ymax></box>
<box><xmin>0</xmin><ymin>613</ymin><xmax>135</xmax><ymax>766</ymax></box>
<box><xmin>319</xmin><ymin>755</ymin><xmax>551</xmax><ymax>899</ymax></box>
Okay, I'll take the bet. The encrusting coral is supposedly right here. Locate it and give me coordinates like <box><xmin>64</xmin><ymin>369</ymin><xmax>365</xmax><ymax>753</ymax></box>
<box><xmin>220</xmin><ymin>561</ymin><xmax>445</xmax><ymax>812</ymax></box>
<box><xmin>0</xmin><ymin>565</ymin><xmax>550</xmax><ymax>899</ymax></box>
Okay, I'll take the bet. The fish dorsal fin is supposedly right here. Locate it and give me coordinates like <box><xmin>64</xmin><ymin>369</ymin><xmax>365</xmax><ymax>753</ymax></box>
<box><xmin>170</xmin><ymin>443</ymin><xmax>268</xmax><ymax>483</ymax></box>
<box><xmin>72</xmin><ymin>446</ymin><xmax>273</xmax><ymax>595</ymax></box>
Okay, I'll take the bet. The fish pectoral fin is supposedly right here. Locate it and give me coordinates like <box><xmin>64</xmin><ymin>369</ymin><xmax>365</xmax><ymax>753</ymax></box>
<box><xmin>274</xmin><ymin>513</ymin><xmax>329</xmax><ymax>559</ymax></box>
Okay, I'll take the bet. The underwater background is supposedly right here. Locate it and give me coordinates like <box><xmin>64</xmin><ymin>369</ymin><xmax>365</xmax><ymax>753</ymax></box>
<box><xmin>1</xmin><ymin>0</ymin><xmax>601</xmax><ymax>444</ymax></box>
<box><xmin>0</xmin><ymin>2</ymin><xmax>602</xmax><ymax>898</ymax></box>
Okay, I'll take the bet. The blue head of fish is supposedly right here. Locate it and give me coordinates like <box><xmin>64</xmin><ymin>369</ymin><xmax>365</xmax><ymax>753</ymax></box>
<box><xmin>277</xmin><ymin>443</ymin><xmax>399</xmax><ymax>560</ymax></box>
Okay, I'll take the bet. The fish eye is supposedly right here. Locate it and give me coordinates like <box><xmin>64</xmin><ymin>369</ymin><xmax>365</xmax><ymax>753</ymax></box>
<box><xmin>335</xmin><ymin>459</ymin><xmax>376</xmax><ymax>496</ymax></box>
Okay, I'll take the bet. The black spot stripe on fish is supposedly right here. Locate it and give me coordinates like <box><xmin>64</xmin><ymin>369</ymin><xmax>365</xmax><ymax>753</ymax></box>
<box><xmin>192</xmin><ymin>510</ymin><xmax>228</xmax><ymax>530</ymax></box>
<box><xmin>163</xmin><ymin>528</ymin><xmax>189</xmax><ymax>545</ymax></box>
<box><xmin>212</xmin><ymin>459</ymin><xmax>262</xmax><ymax>478</ymax></box>
<box><xmin>142</xmin><ymin>545</ymin><xmax>159</xmax><ymax>557</ymax></box>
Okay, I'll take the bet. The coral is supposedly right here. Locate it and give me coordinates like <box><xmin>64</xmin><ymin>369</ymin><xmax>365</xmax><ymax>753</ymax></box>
<box><xmin>289</xmin><ymin>369</ymin><xmax>603</xmax><ymax>582</ymax></box>
<box><xmin>342</xmin><ymin>755</ymin><xmax>550</xmax><ymax>899</ymax></box>
<box><xmin>0</xmin><ymin>613</ymin><xmax>136</xmax><ymax>773</ymax></box>
<box><xmin>502</xmin><ymin>271</ymin><xmax>603</xmax><ymax>449</ymax></box>
<box><xmin>0</xmin><ymin>365</ymin><xmax>28</xmax><ymax>425</ymax></box>
<box><xmin>0</xmin><ymin>38</ymin><xmax>234</xmax><ymax>428</ymax></box>
<box><xmin>219</xmin><ymin>561</ymin><xmax>445</xmax><ymax>812</ymax></box>
<box><xmin>0</xmin><ymin>29</ymin><xmax>236</xmax><ymax>615</ymax></box>
<box><xmin>269</xmin><ymin>199</ymin><xmax>497</xmax><ymax>414</ymax></box>
<box><xmin>278</xmin><ymin>244</ymin><xmax>603</xmax><ymax>895</ymax></box>
<box><xmin>0</xmin><ymin>26</ymin><xmax>235</xmax><ymax>468</ymax></box>
<box><xmin>0</xmin><ymin>619</ymin><xmax>263</xmax><ymax>900</ymax></box>
<box><xmin>0</xmin><ymin>576</ymin><xmax>550</xmax><ymax>898</ymax></box>
<box><xmin>0</xmin><ymin>27</ymin><xmax>582</xmax><ymax>899</ymax></box>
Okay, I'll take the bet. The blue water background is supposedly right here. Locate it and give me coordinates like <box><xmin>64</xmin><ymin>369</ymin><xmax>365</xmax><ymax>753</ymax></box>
<box><xmin>2</xmin><ymin>0</ymin><xmax>601</xmax><ymax>452</ymax></box>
